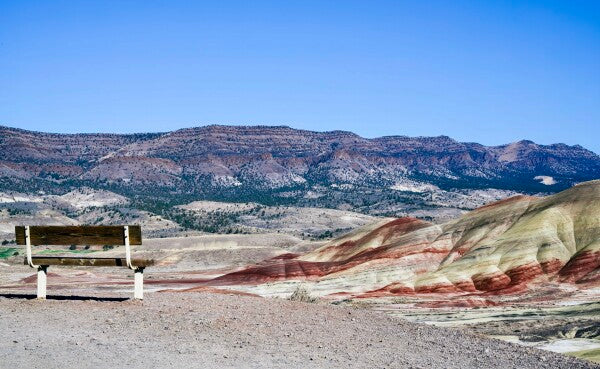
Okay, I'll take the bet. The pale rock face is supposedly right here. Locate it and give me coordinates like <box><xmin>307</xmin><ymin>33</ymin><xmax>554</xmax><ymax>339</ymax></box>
<box><xmin>535</xmin><ymin>175</ymin><xmax>557</xmax><ymax>185</ymax></box>
<box><xmin>0</xmin><ymin>193</ymin><xmax>44</xmax><ymax>203</ymax></box>
<box><xmin>178</xmin><ymin>201</ymin><xmax>257</xmax><ymax>212</ymax></box>
<box><xmin>58</xmin><ymin>188</ymin><xmax>129</xmax><ymax>209</ymax></box>
<box><xmin>390</xmin><ymin>179</ymin><xmax>440</xmax><ymax>193</ymax></box>
<box><xmin>211</xmin><ymin>175</ymin><xmax>242</xmax><ymax>187</ymax></box>
<box><xmin>210</xmin><ymin>181</ymin><xmax>600</xmax><ymax>303</ymax></box>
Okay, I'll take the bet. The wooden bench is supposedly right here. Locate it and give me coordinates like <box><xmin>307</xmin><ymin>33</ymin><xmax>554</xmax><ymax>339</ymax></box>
<box><xmin>15</xmin><ymin>225</ymin><xmax>154</xmax><ymax>300</ymax></box>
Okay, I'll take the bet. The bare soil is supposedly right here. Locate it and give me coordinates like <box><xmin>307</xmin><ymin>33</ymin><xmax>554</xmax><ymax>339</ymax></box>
<box><xmin>0</xmin><ymin>291</ymin><xmax>596</xmax><ymax>369</ymax></box>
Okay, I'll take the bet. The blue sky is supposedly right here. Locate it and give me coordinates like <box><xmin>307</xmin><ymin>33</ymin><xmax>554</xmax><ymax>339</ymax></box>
<box><xmin>1</xmin><ymin>1</ymin><xmax>599</xmax><ymax>152</ymax></box>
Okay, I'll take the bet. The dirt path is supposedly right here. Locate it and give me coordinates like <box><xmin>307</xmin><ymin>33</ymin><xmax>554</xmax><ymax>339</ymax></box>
<box><xmin>0</xmin><ymin>292</ymin><xmax>596</xmax><ymax>369</ymax></box>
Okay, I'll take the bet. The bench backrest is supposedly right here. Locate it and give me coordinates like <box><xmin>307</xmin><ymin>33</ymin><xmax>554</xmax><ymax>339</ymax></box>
<box><xmin>15</xmin><ymin>225</ymin><xmax>142</xmax><ymax>246</ymax></box>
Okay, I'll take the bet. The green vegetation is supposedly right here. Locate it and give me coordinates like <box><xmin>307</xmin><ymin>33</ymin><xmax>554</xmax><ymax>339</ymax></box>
<box><xmin>288</xmin><ymin>285</ymin><xmax>319</xmax><ymax>303</ymax></box>
<box><xmin>6</xmin><ymin>208</ymin><xmax>33</xmax><ymax>216</ymax></box>
<box><xmin>0</xmin><ymin>248</ymin><xmax>19</xmax><ymax>259</ymax></box>
<box><xmin>315</xmin><ymin>230</ymin><xmax>334</xmax><ymax>239</ymax></box>
<box><xmin>566</xmin><ymin>348</ymin><xmax>600</xmax><ymax>364</ymax></box>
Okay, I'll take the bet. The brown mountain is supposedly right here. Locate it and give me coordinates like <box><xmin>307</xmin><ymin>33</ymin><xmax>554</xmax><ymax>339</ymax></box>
<box><xmin>1</xmin><ymin>125</ymin><xmax>598</xmax><ymax>218</ymax></box>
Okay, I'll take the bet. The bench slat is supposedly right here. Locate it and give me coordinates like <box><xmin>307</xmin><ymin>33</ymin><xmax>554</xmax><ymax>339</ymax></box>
<box><xmin>24</xmin><ymin>256</ymin><xmax>154</xmax><ymax>267</ymax></box>
<box><xmin>15</xmin><ymin>225</ymin><xmax>142</xmax><ymax>246</ymax></box>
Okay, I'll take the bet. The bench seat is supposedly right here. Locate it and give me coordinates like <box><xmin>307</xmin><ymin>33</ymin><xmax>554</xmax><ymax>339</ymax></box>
<box><xmin>24</xmin><ymin>256</ymin><xmax>155</xmax><ymax>268</ymax></box>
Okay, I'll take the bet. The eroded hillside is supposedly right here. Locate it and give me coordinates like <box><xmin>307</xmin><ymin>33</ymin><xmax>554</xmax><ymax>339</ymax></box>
<box><xmin>208</xmin><ymin>180</ymin><xmax>600</xmax><ymax>306</ymax></box>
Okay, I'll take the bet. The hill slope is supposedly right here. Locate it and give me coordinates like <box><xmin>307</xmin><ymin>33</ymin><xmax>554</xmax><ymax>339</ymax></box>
<box><xmin>209</xmin><ymin>180</ymin><xmax>600</xmax><ymax>305</ymax></box>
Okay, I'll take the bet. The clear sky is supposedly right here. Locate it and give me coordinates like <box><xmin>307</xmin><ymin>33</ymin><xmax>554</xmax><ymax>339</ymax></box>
<box><xmin>1</xmin><ymin>1</ymin><xmax>599</xmax><ymax>152</ymax></box>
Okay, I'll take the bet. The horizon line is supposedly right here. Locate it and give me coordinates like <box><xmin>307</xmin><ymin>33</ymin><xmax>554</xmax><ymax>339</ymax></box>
<box><xmin>0</xmin><ymin>122</ymin><xmax>595</xmax><ymax>154</ymax></box>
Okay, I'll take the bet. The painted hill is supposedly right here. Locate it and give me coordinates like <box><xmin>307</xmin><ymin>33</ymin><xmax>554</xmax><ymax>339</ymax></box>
<box><xmin>207</xmin><ymin>180</ymin><xmax>600</xmax><ymax>304</ymax></box>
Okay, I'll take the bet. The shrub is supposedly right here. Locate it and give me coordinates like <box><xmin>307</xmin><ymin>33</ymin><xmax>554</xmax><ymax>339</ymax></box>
<box><xmin>288</xmin><ymin>285</ymin><xmax>318</xmax><ymax>303</ymax></box>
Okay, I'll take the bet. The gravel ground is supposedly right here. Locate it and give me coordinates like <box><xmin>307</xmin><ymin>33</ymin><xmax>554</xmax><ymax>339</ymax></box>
<box><xmin>0</xmin><ymin>292</ymin><xmax>596</xmax><ymax>369</ymax></box>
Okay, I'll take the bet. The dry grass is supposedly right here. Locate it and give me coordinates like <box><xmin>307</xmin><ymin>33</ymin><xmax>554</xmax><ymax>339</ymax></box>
<box><xmin>288</xmin><ymin>285</ymin><xmax>318</xmax><ymax>303</ymax></box>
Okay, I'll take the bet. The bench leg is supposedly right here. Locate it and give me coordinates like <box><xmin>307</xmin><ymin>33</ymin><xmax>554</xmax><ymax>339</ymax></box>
<box><xmin>134</xmin><ymin>267</ymin><xmax>144</xmax><ymax>300</ymax></box>
<box><xmin>37</xmin><ymin>265</ymin><xmax>48</xmax><ymax>299</ymax></box>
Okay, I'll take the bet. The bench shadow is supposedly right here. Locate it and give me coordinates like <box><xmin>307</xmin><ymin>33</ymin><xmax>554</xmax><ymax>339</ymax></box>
<box><xmin>0</xmin><ymin>293</ymin><xmax>129</xmax><ymax>302</ymax></box>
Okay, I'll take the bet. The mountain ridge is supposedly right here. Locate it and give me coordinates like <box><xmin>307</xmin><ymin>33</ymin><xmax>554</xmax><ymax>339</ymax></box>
<box><xmin>2</xmin><ymin>123</ymin><xmax>597</xmax><ymax>154</ymax></box>
<box><xmin>1</xmin><ymin>124</ymin><xmax>598</xmax><ymax>221</ymax></box>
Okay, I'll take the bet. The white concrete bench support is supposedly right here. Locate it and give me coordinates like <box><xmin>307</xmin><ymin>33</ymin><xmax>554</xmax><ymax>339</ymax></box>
<box><xmin>37</xmin><ymin>265</ymin><xmax>48</xmax><ymax>299</ymax></box>
<box><xmin>24</xmin><ymin>225</ymin><xmax>47</xmax><ymax>299</ymax></box>
<box><xmin>134</xmin><ymin>267</ymin><xmax>144</xmax><ymax>300</ymax></box>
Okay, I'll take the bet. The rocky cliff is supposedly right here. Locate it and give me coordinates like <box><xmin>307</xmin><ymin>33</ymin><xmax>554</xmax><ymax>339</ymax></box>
<box><xmin>1</xmin><ymin>124</ymin><xmax>598</xmax><ymax>220</ymax></box>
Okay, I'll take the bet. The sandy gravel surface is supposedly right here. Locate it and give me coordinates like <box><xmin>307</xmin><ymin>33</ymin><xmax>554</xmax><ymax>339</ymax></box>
<box><xmin>0</xmin><ymin>292</ymin><xmax>596</xmax><ymax>369</ymax></box>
